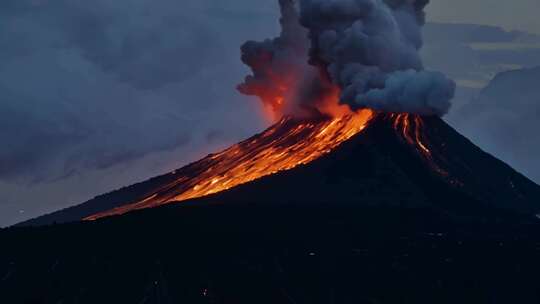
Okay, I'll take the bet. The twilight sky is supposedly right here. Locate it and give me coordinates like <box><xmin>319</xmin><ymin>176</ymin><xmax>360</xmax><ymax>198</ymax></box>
<box><xmin>1</xmin><ymin>0</ymin><xmax>539</xmax><ymax>226</ymax></box>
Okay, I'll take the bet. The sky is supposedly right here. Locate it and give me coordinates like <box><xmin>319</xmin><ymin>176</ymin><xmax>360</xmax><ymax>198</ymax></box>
<box><xmin>1</xmin><ymin>0</ymin><xmax>539</xmax><ymax>227</ymax></box>
<box><xmin>427</xmin><ymin>0</ymin><xmax>540</xmax><ymax>34</ymax></box>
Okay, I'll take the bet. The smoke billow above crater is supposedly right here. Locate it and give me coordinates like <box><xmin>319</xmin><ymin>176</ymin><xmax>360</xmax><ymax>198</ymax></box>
<box><xmin>239</xmin><ymin>0</ymin><xmax>456</xmax><ymax>117</ymax></box>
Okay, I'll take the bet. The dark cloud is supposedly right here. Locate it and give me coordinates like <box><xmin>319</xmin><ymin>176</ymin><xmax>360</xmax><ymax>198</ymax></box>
<box><xmin>0</xmin><ymin>0</ymin><xmax>280</xmax><ymax>184</ymax></box>
<box><xmin>0</xmin><ymin>0</ymin><xmax>282</xmax><ymax>226</ymax></box>
<box><xmin>239</xmin><ymin>0</ymin><xmax>455</xmax><ymax>117</ymax></box>
<box><xmin>1</xmin><ymin>0</ymin><xmax>221</xmax><ymax>90</ymax></box>
<box><xmin>0</xmin><ymin>46</ymin><xmax>193</xmax><ymax>182</ymax></box>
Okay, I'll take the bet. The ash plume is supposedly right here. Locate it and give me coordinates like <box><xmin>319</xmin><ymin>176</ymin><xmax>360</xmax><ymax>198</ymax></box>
<box><xmin>239</xmin><ymin>0</ymin><xmax>456</xmax><ymax>117</ymax></box>
<box><xmin>237</xmin><ymin>0</ymin><xmax>316</xmax><ymax>117</ymax></box>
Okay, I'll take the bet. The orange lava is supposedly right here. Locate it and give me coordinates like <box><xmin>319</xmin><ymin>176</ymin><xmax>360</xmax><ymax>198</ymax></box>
<box><xmin>85</xmin><ymin>110</ymin><xmax>374</xmax><ymax>221</ymax></box>
<box><xmin>392</xmin><ymin>113</ymin><xmax>431</xmax><ymax>157</ymax></box>
<box><xmin>316</xmin><ymin>84</ymin><xmax>354</xmax><ymax>118</ymax></box>
<box><xmin>392</xmin><ymin>113</ymin><xmax>448</xmax><ymax>177</ymax></box>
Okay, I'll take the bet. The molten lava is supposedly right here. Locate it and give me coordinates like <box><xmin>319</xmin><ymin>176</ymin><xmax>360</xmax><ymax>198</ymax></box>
<box><xmin>392</xmin><ymin>113</ymin><xmax>432</xmax><ymax>157</ymax></box>
<box><xmin>392</xmin><ymin>113</ymin><xmax>449</xmax><ymax>177</ymax></box>
<box><xmin>84</xmin><ymin>109</ymin><xmax>456</xmax><ymax>221</ymax></box>
<box><xmin>85</xmin><ymin>110</ymin><xmax>374</xmax><ymax>220</ymax></box>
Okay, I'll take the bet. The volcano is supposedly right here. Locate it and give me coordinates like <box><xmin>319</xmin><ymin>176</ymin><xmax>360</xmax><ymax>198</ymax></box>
<box><xmin>19</xmin><ymin>112</ymin><xmax>540</xmax><ymax>227</ymax></box>
<box><xmin>4</xmin><ymin>1</ymin><xmax>540</xmax><ymax>302</ymax></box>
<box><xmin>5</xmin><ymin>113</ymin><xmax>540</xmax><ymax>304</ymax></box>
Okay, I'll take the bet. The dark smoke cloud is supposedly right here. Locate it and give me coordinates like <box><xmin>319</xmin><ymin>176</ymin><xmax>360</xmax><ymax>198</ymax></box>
<box><xmin>299</xmin><ymin>0</ymin><xmax>456</xmax><ymax>116</ymax></box>
<box><xmin>238</xmin><ymin>0</ymin><xmax>317</xmax><ymax>116</ymax></box>
<box><xmin>239</xmin><ymin>0</ymin><xmax>456</xmax><ymax>117</ymax></box>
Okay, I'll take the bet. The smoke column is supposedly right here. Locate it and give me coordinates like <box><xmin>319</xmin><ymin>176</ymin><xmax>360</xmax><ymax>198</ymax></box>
<box><xmin>239</xmin><ymin>0</ymin><xmax>455</xmax><ymax>117</ymax></box>
<box><xmin>237</xmin><ymin>0</ymin><xmax>314</xmax><ymax>118</ymax></box>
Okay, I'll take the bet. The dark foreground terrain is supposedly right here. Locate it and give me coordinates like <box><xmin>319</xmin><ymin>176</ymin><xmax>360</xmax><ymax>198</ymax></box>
<box><xmin>2</xmin><ymin>203</ymin><xmax>540</xmax><ymax>304</ymax></box>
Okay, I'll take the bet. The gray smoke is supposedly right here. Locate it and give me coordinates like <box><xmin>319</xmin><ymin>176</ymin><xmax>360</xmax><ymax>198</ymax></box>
<box><xmin>238</xmin><ymin>0</ymin><xmax>317</xmax><ymax>116</ymax></box>
<box><xmin>240</xmin><ymin>0</ymin><xmax>456</xmax><ymax>117</ymax></box>
<box><xmin>238</xmin><ymin>0</ymin><xmax>353</xmax><ymax>118</ymax></box>
<box><xmin>299</xmin><ymin>0</ymin><xmax>456</xmax><ymax>115</ymax></box>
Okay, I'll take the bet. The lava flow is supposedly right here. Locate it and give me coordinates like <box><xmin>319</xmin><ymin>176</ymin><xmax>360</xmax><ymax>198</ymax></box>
<box><xmin>392</xmin><ymin>113</ymin><xmax>432</xmax><ymax>157</ymax></box>
<box><xmin>392</xmin><ymin>113</ymin><xmax>449</xmax><ymax>177</ymax></box>
<box><xmin>85</xmin><ymin>110</ymin><xmax>374</xmax><ymax>220</ymax></box>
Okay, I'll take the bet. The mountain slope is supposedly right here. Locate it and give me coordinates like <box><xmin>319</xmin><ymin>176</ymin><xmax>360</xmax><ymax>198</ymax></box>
<box><xmin>18</xmin><ymin>111</ymin><xmax>373</xmax><ymax>226</ymax></box>
<box><xmin>175</xmin><ymin>114</ymin><xmax>540</xmax><ymax>217</ymax></box>
<box><xmin>19</xmin><ymin>113</ymin><xmax>540</xmax><ymax>227</ymax></box>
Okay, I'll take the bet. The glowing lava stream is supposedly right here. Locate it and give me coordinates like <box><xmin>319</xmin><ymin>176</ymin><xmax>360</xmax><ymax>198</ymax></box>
<box><xmin>392</xmin><ymin>113</ymin><xmax>432</xmax><ymax>157</ymax></box>
<box><xmin>85</xmin><ymin>110</ymin><xmax>374</xmax><ymax>221</ymax></box>
<box><xmin>392</xmin><ymin>113</ymin><xmax>449</xmax><ymax>177</ymax></box>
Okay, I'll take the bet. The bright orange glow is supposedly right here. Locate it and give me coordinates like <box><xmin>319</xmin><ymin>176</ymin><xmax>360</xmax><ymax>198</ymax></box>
<box><xmin>316</xmin><ymin>85</ymin><xmax>353</xmax><ymax>118</ymax></box>
<box><xmin>85</xmin><ymin>110</ymin><xmax>374</xmax><ymax>221</ymax></box>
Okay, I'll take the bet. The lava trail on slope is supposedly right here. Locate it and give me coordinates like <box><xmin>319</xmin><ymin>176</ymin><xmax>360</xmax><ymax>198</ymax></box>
<box><xmin>85</xmin><ymin>110</ymin><xmax>374</xmax><ymax>220</ymax></box>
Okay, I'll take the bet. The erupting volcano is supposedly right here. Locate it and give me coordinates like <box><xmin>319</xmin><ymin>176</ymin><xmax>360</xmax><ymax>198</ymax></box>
<box><xmin>17</xmin><ymin>0</ymin><xmax>540</xmax><ymax>226</ymax></box>
<box><xmin>6</xmin><ymin>1</ymin><xmax>540</xmax><ymax>303</ymax></box>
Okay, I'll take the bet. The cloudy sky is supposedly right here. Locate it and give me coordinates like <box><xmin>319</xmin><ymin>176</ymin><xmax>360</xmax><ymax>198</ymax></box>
<box><xmin>1</xmin><ymin>0</ymin><xmax>539</xmax><ymax>226</ymax></box>
<box><xmin>427</xmin><ymin>0</ymin><xmax>540</xmax><ymax>34</ymax></box>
